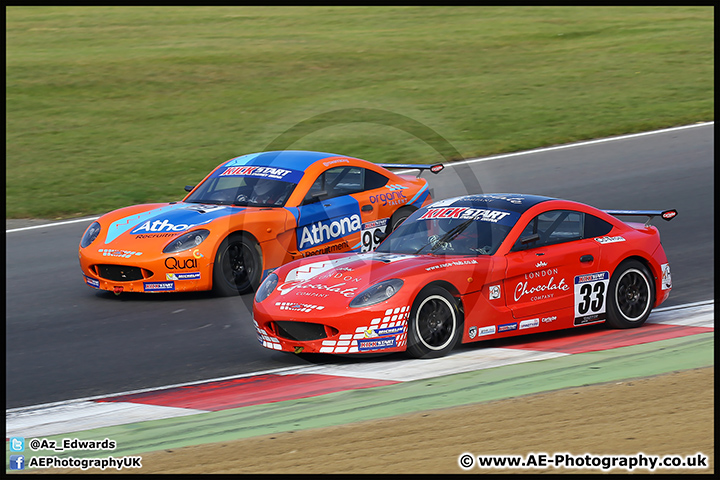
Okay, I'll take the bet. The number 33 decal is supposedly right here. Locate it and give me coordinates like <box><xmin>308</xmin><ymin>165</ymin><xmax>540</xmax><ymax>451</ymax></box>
<box><xmin>578</xmin><ymin>282</ymin><xmax>605</xmax><ymax>314</ymax></box>
<box><xmin>574</xmin><ymin>272</ymin><xmax>610</xmax><ymax>320</ymax></box>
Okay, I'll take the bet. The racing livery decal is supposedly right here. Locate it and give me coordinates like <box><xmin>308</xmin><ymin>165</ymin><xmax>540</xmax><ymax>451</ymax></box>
<box><xmin>477</xmin><ymin>325</ymin><xmax>496</xmax><ymax>336</ymax></box>
<box><xmin>283</xmin><ymin>256</ymin><xmax>360</xmax><ymax>282</ymax></box>
<box><xmin>514</xmin><ymin>268</ymin><xmax>570</xmax><ymax>302</ymax></box>
<box><xmin>219</xmin><ymin>165</ymin><xmax>304</xmax><ymax>183</ymax></box>
<box><xmin>98</xmin><ymin>248</ymin><xmax>143</xmax><ymax>258</ymax></box>
<box><xmin>595</xmin><ymin>235</ymin><xmax>626</xmax><ymax>244</ymax></box>
<box><xmin>298</xmin><ymin>214</ymin><xmax>362</xmax><ymax>251</ymax></box>
<box><xmin>369</xmin><ymin>188</ymin><xmax>408</xmax><ymax>208</ymax></box>
<box><xmin>360</xmin><ymin>218</ymin><xmax>388</xmax><ymax>253</ymax></box>
<box><xmin>519</xmin><ymin>318</ymin><xmax>540</xmax><ymax>330</ymax></box>
<box><xmin>358</xmin><ymin>337</ymin><xmax>396</xmax><ymax>352</ymax></box>
<box><xmin>573</xmin><ymin>271</ymin><xmax>609</xmax><ymax>325</ymax></box>
<box><xmin>418</xmin><ymin>207</ymin><xmax>515</xmax><ymax>224</ymax></box>
<box><xmin>661</xmin><ymin>263</ymin><xmax>672</xmax><ymax>290</ymax></box>
<box><xmin>166</xmin><ymin>272</ymin><xmax>201</xmax><ymax>281</ymax></box>
<box><xmin>143</xmin><ymin>281</ymin><xmax>175</xmax><ymax>292</ymax></box>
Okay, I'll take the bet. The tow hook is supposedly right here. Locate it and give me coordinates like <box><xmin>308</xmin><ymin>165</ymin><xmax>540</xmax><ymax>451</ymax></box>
<box><xmin>294</xmin><ymin>346</ymin><xmax>304</xmax><ymax>354</ymax></box>
<box><xmin>113</xmin><ymin>286</ymin><xmax>123</xmax><ymax>295</ymax></box>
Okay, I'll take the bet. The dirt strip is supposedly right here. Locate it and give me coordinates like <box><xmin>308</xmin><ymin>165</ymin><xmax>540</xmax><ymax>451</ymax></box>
<box><xmin>48</xmin><ymin>366</ymin><xmax>713</xmax><ymax>474</ymax></box>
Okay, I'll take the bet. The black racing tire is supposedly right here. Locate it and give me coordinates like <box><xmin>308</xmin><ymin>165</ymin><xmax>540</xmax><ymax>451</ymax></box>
<box><xmin>406</xmin><ymin>286</ymin><xmax>463</xmax><ymax>358</ymax></box>
<box><xmin>388</xmin><ymin>206</ymin><xmax>415</xmax><ymax>234</ymax></box>
<box><xmin>606</xmin><ymin>259</ymin><xmax>655</xmax><ymax>329</ymax></box>
<box><xmin>212</xmin><ymin>233</ymin><xmax>262</xmax><ymax>296</ymax></box>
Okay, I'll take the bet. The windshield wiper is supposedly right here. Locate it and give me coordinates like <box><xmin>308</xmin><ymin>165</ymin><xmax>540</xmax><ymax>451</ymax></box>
<box><xmin>431</xmin><ymin>218</ymin><xmax>476</xmax><ymax>252</ymax></box>
<box><xmin>413</xmin><ymin>218</ymin><xmax>476</xmax><ymax>254</ymax></box>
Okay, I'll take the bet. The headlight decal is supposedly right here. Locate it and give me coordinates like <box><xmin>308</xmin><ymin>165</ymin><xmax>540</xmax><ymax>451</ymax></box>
<box><xmin>255</xmin><ymin>273</ymin><xmax>279</xmax><ymax>303</ymax></box>
<box><xmin>80</xmin><ymin>221</ymin><xmax>102</xmax><ymax>248</ymax></box>
<box><xmin>349</xmin><ymin>279</ymin><xmax>404</xmax><ymax>308</ymax></box>
<box><xmin>162</xmin><ymin>229</ymin><xmax>210</xmax><ymax>254</ymax></box>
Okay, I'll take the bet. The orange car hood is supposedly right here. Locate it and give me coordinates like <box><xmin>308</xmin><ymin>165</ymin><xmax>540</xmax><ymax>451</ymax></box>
<box><xmin>100</xmin><ymin>202</ymin><xmax>245</xmax><ymax>246</ymax></box>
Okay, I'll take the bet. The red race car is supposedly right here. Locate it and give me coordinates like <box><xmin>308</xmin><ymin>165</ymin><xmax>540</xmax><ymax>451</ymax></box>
<box><xmin>78</xmin><ymin>150</ymin><xmax>442</xmax><ymax>295</ymax></box>
<box><xmin>253</xmin><ymin>193</ymin><xmax>676</xmax><ymax>358</ymax></box>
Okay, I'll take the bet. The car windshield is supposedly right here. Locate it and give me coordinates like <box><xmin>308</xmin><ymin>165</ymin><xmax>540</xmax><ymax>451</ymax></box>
<box><xmin>185</xmin><ymin>167</ymin><xmax>300</xmax><ymax>207</ymax></box>
<box><xmin>376</xmin><ymin>206</ymin><xmax>519</xmax><ymax>256</ymax></box>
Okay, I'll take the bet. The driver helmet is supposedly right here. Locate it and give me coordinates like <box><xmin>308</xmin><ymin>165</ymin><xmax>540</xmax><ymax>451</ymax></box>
<box><xmin>253</xmin><ymin>179</ymin><xmax>275</xmax><ymax>197</ymax></box>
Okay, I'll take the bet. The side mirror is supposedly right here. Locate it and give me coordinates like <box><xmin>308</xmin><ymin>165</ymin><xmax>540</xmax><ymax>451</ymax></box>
<box><xmin>302</xmin><ymin>190</ymin><xmax>328</xmax><ymax>205</ymax></box>
<box><xmin>184</xmin><ymin>185</ymin><xmax>195</xmax><ymax>192</ymax></box>
<box><xmin>520</xmin><ymin>233</ymin><xmax>540</xmax><ymax>245</ymax></box>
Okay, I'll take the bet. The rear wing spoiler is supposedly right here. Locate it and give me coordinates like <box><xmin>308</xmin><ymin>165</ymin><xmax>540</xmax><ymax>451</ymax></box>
<box><xmin>603</xmin><ymin>209</ymin><xmax>678</xmax><ymax>227</ymax></box>
<box><xmin>377</xmin><ymin>163</ymin><xmax>444</xmax><ymax>178</ymax></box>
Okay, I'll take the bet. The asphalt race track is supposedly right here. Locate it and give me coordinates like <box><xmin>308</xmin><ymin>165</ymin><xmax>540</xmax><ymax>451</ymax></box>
<box><xmin>5</xmin><ymin>123</ymin><xmax>714</xmax><ymax>409</ymax></box>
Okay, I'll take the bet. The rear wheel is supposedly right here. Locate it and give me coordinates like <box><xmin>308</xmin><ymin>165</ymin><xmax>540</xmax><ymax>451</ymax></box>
<box><xmin>212</xmin><ymin>233</ymin><xmax>262</xmax><ymax>296</ymax></box>
<box><xmin>606</xmin><ymin>259</ymin><xmax>655</xmax><ymax>328</ymax></box>
<box><xmin>406</xmin><ymin>286</ymin><xmax>462</xmax><ymax>358</ymax></box>
<box><xmin>388</xmin><ymin>206</ymin><xmax>415</xmax><ymax>233</ymax></box>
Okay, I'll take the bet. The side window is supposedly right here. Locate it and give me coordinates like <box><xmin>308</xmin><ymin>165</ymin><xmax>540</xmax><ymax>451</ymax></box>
<box><xmin>304</xmin><ymin>174</ymin><xmax>327</xmax><ymax>204</ymax></box>
<box><xmin>584</xmin><ymin>214</ymin><xmax>613</xmax><ymax>238</ymax></box>
<box><xmin>512</xmin><ymin>210</ymin><xmax>584</xmax><ymax>251</ymax></box>
<box><xmin>545</xmin><ymin>211</ymin><xmax>583</xmax><ymax>245</ymax></box>
<box><xmin>364</xmin><ymin>169</ymin><xmax>389</xmax><ymax>190</ymax></box>
<box><xmin>303</xmin><ymin>166</ymin><xmax>365</xmax><ymax>204</ymax></box>
<box><xmin>333</xmin><ymin>167</ymin><xmax>364</xmax><ymax>196</ymax></box>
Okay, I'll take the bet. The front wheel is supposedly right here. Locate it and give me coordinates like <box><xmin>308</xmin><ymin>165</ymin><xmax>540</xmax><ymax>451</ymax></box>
<box><xmin>606</xmin><ymin>259</ymin><xmax>655</xmax><ymax>328</ymax></box>
<box><xmin>406</xmin><ymin>286</ymin><xmax>462</xmax><ymax>358</ymax></box>
<box><xmin>212</xmin><ymin>233</ymin><xmax>262</xmax><ymax>296</ymax></box>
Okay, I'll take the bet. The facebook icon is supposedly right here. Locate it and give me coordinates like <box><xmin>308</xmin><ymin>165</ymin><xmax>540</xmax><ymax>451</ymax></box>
<box><xmin>10</xmin><ymin>455</ymin><xmax>25</xmax><ymax>470</ymax></box>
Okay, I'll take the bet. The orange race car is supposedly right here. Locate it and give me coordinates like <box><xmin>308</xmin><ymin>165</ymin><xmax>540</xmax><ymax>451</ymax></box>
<box><xmin>78</xmin><ymin>150</ymin><xmax>443</xmax><ymax>295</ymax></box>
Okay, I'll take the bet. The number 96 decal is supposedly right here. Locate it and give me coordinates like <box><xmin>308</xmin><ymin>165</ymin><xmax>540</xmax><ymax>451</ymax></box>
<box><xmin>361</xmin><ymin>218</ymin><xmax>388</xmax><ymax>253</ymax></box>
<box><xmin>574</xmin><ymin>271</ymin><xmax>609</xmax><ymax>325</ymax></box>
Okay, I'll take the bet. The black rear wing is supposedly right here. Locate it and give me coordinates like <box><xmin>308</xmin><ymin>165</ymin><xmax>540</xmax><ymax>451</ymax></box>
<box><xmin>604</xmin><ymin>209</ymin><xmax>678</xmax><ymax>227</ymax></box>
<box><xmin>377</xmin><ymin>163</ymin><xmax>444</xmax><ymax>178</ymax></box>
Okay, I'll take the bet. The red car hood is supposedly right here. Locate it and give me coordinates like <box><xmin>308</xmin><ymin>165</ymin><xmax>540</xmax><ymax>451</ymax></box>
<box><xmin>271</xmin><ymin>252</ymin><xmax>491</xmax><ymax>304</ymax></box>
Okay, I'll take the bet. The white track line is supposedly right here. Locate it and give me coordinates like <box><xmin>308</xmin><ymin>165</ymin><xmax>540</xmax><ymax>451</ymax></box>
<box><xmin>6</xmin><ymin>300</ymin><xmax>713</xmax><ymax>438</ymax></box>
<box><xmin>440</xmin><ymin>121</ymin><xmax>714</xmax><ymax>168</ymax></box>
<box><xmin>6</xmin><ymin>216</ymin><xmax>100</xmax><ymax>233</ymax></box>
<box><xmin>6</xmin><ymin>122</ymin><xmax>713</xmax><ymax>234</ymax></box>
<box><xmin>396</xmin><ymin>121</ymin><xmax>713</xmax><ymax>173</ymax></box>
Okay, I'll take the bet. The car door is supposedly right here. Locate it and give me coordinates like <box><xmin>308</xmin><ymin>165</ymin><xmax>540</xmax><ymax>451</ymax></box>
<box><xmin>504</xmin><ymin>210</ymin><xmax>604</xmax><ymax>324</ymax></box>
<box><xmin>295</xmin><ymin>166</ymin><xmax>367</xmax><ymax>256</ymax></box>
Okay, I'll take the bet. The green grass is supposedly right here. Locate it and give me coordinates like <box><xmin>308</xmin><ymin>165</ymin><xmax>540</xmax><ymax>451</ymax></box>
<box><xmin>6</xmin><ymin>6</ymin><xmax>714</xmax><ymax>219</ymax></box>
